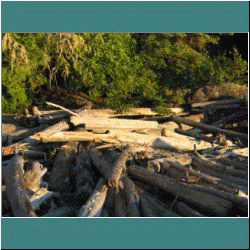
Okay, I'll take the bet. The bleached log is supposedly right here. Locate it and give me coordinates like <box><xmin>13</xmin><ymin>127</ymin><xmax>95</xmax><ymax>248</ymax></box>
<box><xmin>128</xmin><ymin>165</ymin><xmax>233</xmax><ymax>217</ymax></box>
<box><xmin>70</xmin><ymin>116</ymin><xmax>159</xmax><ymax>130</ymax></box>
<box><xmin>43</xmin><ymin>130</ymin><xmax>213</xmax><ymax>151</ymax></box>
<box><xmin>171</xmin><ymin>115</ymin><xmax>248</xmax><ymax>142</ymax></box>
<box><xmin>46</xmin><ymin>101</ymin><xmax>80</xmax><ymax>117</ymax></box>
<box><xmin>3</xmin><ymin>155</ymin><xmax>36</xmax><ymax>217</ymax></box>
<box><xmin>78</xmin><ymin>178</ymin><xmax>108</xmax><ymax>217</ymax></box>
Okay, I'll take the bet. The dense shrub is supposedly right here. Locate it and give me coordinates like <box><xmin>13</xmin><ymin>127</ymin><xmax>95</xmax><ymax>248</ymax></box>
<box><xmin>1</xmin><ymin>33</ymin><xmax>248</xmax><ymax>114</ymax></box>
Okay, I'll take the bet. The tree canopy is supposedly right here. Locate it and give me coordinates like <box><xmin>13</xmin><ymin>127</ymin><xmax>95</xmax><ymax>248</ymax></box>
<box><xmin>2</xmin><ymin>33</ymin><xmax>248</xmax><ymax>114</ymax></box>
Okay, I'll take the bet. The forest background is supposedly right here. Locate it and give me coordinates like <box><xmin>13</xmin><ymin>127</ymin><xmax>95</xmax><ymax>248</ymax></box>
<box><xmin>1</xmin><ymin>33</ymin><xmax>248</xmax><ymax>114</ymax></box>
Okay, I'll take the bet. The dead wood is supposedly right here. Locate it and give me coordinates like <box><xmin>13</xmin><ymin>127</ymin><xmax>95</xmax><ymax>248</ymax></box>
<box><xmin>106</xmin><ymin>148</ymin><xmax>129</xmax><ymax>188</ymax></box>
<box><xmin>78</xmin><ymin>178</ymin><xmax>108</xmax><ymax>217</ymax></box>
<box><xmin>162</xmin><ymin>160</ymin><xmax>221</xmax><ymax>185</ymax></box>
<box><xmin>42</xmin><ymin>130</ymin><xmax>213</xmax><ymax>151</ymax></box>
<box><xmin>3</xmin><ymin>155</ymin><xmax>36</xmax><ymax>217</ymax></box>
<box><xmin>48</xmin><ymin>142</ymin><xmax>78</xmax><ymax>194</ymax></box>
<box><xmin>46</xmin><ymin>101</ymin><xmax>80</xmax><ymax>117</ymax></box>
<box><xmin>88</xmin><ymin>148</ymin><xmax>112</xmax><ymax>180</ymax></box>
<box><xmin>174</xmin><ymin>128</ymin><xmax>225</xmax><ymax>146</ymax></box>
<box><xmin>191</xmin><ymin>157</ymin><xmax>248</xmax><ymax>187</ymax></box>
<box><xmin>70</xmin><ymin>116</ymin><xmax>159</xmax><ymax>130</ymax></box>
<box><xmin>173</xmin><ymin>201</ymin><xmax>206</xmax><ymax>217</ymax></box>
<box><xmin>217</xmin><ymin>158</ymin><xmax>248</xmax><ymax>171</ymax></box>
<box><xmin>74</xmin><ymin>149</ymin><xmax>97</xmax><ymax>204</ymax></box>
<box><xmin>42</xmin><ymin>206</ymin><xmax>76</xmax><ymax>217</ymax></box>
<box><xmin>23</xmin><ymin>161</ymin><xmax>47</xmax><ymax>192</ymax></box>
<box><xmin>31</xmin><ymin>120</ymin><xmax>71</xmax><ymax>141</ymax></box>
<box><xmin>113</xmin><ymin>190</ymin><xmax>128</xmax><ymax>217</ymax></box>
<box><xmin>140</xmin><ymin>196</ymin><xmax>158</xmax><ymax>217</ymax></box>
<box><xmin>128</xmin><ymin>165</ymin><xmax>234</xmax><ymax>217</ymax></box>
<box><xmin>121</xmin><ymin>176</ymin><xmax>140</xmax><ymax>217</ymax></box>
<box><xmin>189</xmin><ymin>185</ymin><xmax>248</xmax><ymax>217</ymax></box>
<box><xmin>171</xmin><ymin>115</ymin><xmax>248</xmax><ymax>143</ymax></box>
<box><xmin>191</xmin><ymin>99</ymin><xmax>242</xmax><ymax>109</ymax></box>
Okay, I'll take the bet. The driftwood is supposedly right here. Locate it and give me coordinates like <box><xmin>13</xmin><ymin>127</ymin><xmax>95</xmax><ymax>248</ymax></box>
<box><xmin>42</xmin><ymin>206</ymin><xmax>76</xmax><ymax>217</ymax></box>
<box><xmin>74</xmin><ymin>148</ymin><xmax>97</xmax><ymax>204</ymax></box>
<box><xmin>161</xmin><ymin>160</ymin><xmax>221</xmax><ymax>185</ymax></box>
<box><xmin>106</xmin><ymin>149</ymin><xmax>129</xmax><ymax>188</ymax></box>
<box><xmin>189</xmin><ymin>185</ymin><xmax>248</xmax><ymax>217</ymax></box>
<box><xmin>70</xmin><ymin>116</ymin><xmax>159</xmax><ymax>130</ymax></box>
<box><xmin>173</xmin><ymin>201</ymin><xmax>206</xmax><ymax>217</ymax></box>
<box><xmin>48</xmin><ymin>142</ymin><xmax>78</xmax><ymax>194</ymax></box>
<box><xmin>191</xmin><ymin>157</ymin><xmax>248</xmax><ymax>192</ymax></box>
<box><xmin>46</xmin><ymin>101</ymin><xmax>80</xmax><ymax>117</ymax></box>
<box><xmin>113</xmin><ymin>190</ymin><xmax>128</xmax><ymax>217</ymax></box>
<box><xmin>128</xmin><ymin>165</ymin><xmax>233</xmax><ymax>217</ymax></box>
<box><xmin>192</xmin><ymin>157</ymin><xmax>248</xmax><ymax>184</ymax></box>
<box><xmin>43</xmin><ymin>130</ymin><xmax>213</xmax><ymax>151</ymax></box>
<box><xmin>23</xmin><ymin>161</ymin><xmax>47</xmax><ymax>192</ymax></box>
<box><xmin>192</xmin><ymin>99</ymin><xmax>243</xmax><ymax>109</ymax></box>
<box><xmin>174</xmin><ymin>128</ymin><xmax>225</xmax><ymax>146</ymax></box>
<box><xmin>31</xmin><ymin>120</ymin><xmax>71</xmax><ymax>141</ymax></box>
<box><xmin>121</xmin><ymin>176</ymin><xmax>140</xmax><ymax>217</ymax></box>
<box><xmin>3</xmin><ymin>155</ymin><xmax>36</xmax><ymax>217</ymax></box>
<box><xmin>171</xmin><ymin>115</ymin><xmax>248</xmax><ymax>142</ymax></box>
<box><xmin>88</xmin><ymin>148</ymin><xmax>112</xmax><ymax>180</ymax></box>
<box><xmin>218</xmin><ymin>158</ymin><xmax>248</xmax><ymax>171</ymax></box>
<box><xmin>78</xmin><ymin>178</ymin><xmax>108</xmax><ymax>217</ymax></box>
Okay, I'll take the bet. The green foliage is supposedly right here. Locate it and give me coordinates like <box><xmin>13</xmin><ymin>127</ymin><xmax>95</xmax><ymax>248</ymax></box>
<box><xmin>1</xmin><ymin>33</ymin><xmax>248</xmax><ymax>114</ymax></box>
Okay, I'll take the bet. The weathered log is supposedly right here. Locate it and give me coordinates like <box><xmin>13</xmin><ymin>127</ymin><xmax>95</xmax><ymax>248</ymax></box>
<box><xmin>70</xmin><ymin>116</ymin><xmax>159</xmax><ymax>130</ymax></box>
<box><xmin>128</xmin><ymin>165</ymin><xmax>233</xmax><ymax>217</ymax></box>
<box><xmin>174</xmin><ymin>128</ymin><xmax>225</xmax><ymax>146</ymax></box>
<box><xmin>42</xmin><ymin>206</ymin><xmax>76</xmax><ymax>217</ymax></box>
<box><xmin>48</xmin><ymin>142</ymin><xmax>78</xmax><ymax>194</ymax></box>
<box><xmin>74</xmin><ymin>149</ymin><xmax>97</xmax><ymax>204</ymax></box>
<box><xmin>113</xmin><ymin>190</ymin><xmax>128</xmax><ymax>217</ymax></box>
<box><xmin>189</xmin><ymin>185</ymin><xmax>248</xmax><ymax>217</ymax></box>
<box><xmin>38</xmin><ymin>113</ymin><xmax>70</xmax><ymax>125</ymax></box>
<box><xmin>46</xmin><ymin>101</ymin><xmax>80</xmax><ymax>117</ymax></box>
<box><xmin>88</xmin><ymin>148</ymin><xmax>112</xmax><ymax>180</ymax></box>
<box><xmin>106</xmin><ymin>149</ymin><xmax>129</xmax><ymax>188</ymax></box>
<box><xmin>140</xmin><ymin>196</ymin><xmax>158</xmax><ymax>217</ymax></box>
<box><xmin>78</xmin><ymin>178</ymin><xmax>108</xmax><ymax>217</ymax></box>
<box><xmin>192</xmin><ymin>157</ymin><xmax>248</xmax><ymax>186</ymax></box>
<box><xmin>192</xmin><ymin>99</ymin><xmax>242</xmax><ymax>109</ymax></box>
<box><xmin>121</xmin><ymin>176</ymin><xmax>140</xmax><ymax>217</ymax></box>
<box><xmin>31</xmin><ymin>120</ymin><xmax>70</xmax><ymax>141</ymax></box>
<box><xmin>161</xmin><ymin>160</ymin><xmax>221</xmax><ymax>185</ymax></box>
<box><xmin>44</xmin><ymin>130</ymin><xmax>213</xmax><ymax>151</ymax></box>
<box><xmin>23</xmin><ymin>161</ymin><xmax>47</xmax><ymax>192</ymax></box>
<box><xmin>173</xmin><ymin>201</ymin><xmax>206</xmax><ymax>217</ymax></box>
<box><xmin>3</xmin><ymin>155</ymin><xmax>36</xmax><ymax>217</ymax></box>
<box><xmin>2</xmin><ymin>123</ymin><xmax>27</xmax><ymax>134</ymax></box>
<box><xmin>218</xmin><ymin>158</ymin><xmax>248</xmax><ymax>171</ymax></box>
<box><xmin>31</xmin><ymin>190</ymin><xmax>58</xmax><ymax>210</ymax></box>
<box><xmin>171</xmin><ymin>115</ymin><xmax>248</xmax><ymax>142</ymax></box>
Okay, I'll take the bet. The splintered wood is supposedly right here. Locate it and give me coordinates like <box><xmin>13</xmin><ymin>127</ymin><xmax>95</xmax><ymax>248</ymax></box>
<box><xmin>2</xmin><ymin>104</ymin><xmax>248</xmax><ymax>217</ymax></box>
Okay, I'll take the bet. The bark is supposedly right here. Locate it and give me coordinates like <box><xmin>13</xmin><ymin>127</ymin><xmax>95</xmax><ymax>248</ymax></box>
<box><xmin>128</xmin><ymin>165</ymin><xmax>233</xmax><ymax>217</ymax></box>
<box><xmin>173</xmin><ymin>201</ymin><xmax>206</xmax><ymax>217</ymax></box>
<box><xmin>106</xmin><ymin>149</ymin><xmax>129</xmax><ymax>188</ymax></box>
<box><xmin>74</xmin><ymin>149</ymin><xmax>97</xmax><ymax>204</ymax></box>
<box><xmin>46</xmin><ymin>101</ymin><xmax>80</xmax><ymax>117</ymax></box>
<box><xmin>121</xmin><ymin>176</ymin><xmax>140</xmax><ymax>217</ymax></box>
<box><xmin>3</xmin><ymin>155</ymin><xmax>36</xmax><ymax>217</ymax></box>
<box><xmin>70</xmin><ymin>116</ymin><xmax>159</xmax><ymax>130</ymax></box>
<box><xmin>171</xmin><ymin>115</ymin><xmax>248</xmax><ymax>142</ymax></box>
<box><xmin>77</xmin><ymin>178</ymin><xmax>108</xmax><ymax>217</ymax></box>
<box><xmin>48</xmin><ymin>142</ymin><xmax>78</xmax><ymax>194</ymax></box>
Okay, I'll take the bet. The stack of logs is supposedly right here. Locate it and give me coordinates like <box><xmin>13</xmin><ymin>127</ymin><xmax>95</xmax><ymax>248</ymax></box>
<box><xmin>1</xmin><ymin>101</ymin><xmax>248</xmax><ymax>217</ymax></box>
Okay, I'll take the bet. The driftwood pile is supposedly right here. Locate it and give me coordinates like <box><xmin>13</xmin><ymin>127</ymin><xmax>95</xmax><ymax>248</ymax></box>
<box><xmin>1</xmin><ymin>100</ymin><xmax>248</xmax><ymax>217</ymax></box>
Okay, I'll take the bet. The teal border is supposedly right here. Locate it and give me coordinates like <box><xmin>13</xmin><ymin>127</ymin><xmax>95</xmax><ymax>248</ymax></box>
<box><xmin>2</xmin><ymin>218</ymin><xmax>249</xmax><ymax>249</ymax></box>
<box><xmin>1</xmin><ymin>1</ymin><xmax>249</xmax><ymax>32</ymax></box>
<box><xmin>1</xmin><ymin>1</ymin><xmax>249</xmax><ymax>249</ymax></box>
